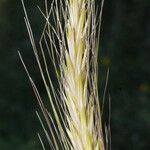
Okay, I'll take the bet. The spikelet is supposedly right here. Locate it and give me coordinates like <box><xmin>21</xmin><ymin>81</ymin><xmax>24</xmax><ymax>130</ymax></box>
<box><xmin>20</xmin><ymin>0</ymin><xmax>105</xmax><ymax>149</ymax></box>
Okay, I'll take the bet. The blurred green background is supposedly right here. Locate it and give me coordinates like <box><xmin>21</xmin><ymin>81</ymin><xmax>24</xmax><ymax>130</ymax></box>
<box><xmin>0</xmin><ymin>0</ymin><xmax>149</xmax><ymax>149</ymax></box>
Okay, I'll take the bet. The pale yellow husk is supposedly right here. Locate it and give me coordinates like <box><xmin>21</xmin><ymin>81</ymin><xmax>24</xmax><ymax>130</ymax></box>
<box><xmin>63</xmin><ymin>0</ymin><xmax>104</xmax><ymax>149</ymax></box>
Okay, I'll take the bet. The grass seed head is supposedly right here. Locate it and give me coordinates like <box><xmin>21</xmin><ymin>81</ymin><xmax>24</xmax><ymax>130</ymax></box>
<box><xmin>21</xmin><ymin>0</ymin><xmax>105</xmax><ymax>149</ymax></box>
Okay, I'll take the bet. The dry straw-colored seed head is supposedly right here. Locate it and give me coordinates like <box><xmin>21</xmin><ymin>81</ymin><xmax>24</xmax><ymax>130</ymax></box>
<box><xmin>20</xmin><ymin>0</ymin><xmax>105</xmax><ymax>149</ymax></box>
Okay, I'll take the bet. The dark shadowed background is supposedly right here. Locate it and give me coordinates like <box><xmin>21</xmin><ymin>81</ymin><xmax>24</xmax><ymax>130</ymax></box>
<box><xmin>0</xmin><ymin>0</ymin><xmax>149</xmax><ymax>149</ymax></box>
